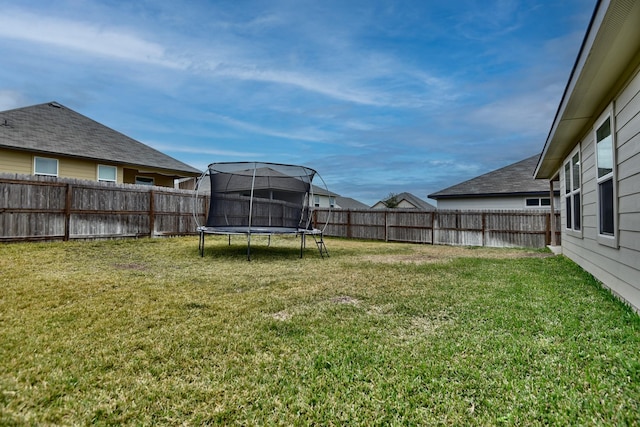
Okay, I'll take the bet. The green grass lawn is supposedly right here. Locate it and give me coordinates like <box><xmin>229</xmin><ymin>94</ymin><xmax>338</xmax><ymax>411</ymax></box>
<box><xmin>1</xmin><ymin>236</ymin><xmax>639</xmax><ymax>425</ymax></box>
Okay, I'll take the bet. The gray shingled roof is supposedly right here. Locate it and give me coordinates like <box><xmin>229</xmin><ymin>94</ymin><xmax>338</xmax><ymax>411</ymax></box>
<box><xmin>374</xmin><ymin>192</ymin><xmax>436</xmax><ymax>210</ymax></box>
<box><xmin>396</xmin><ymin>192</ymin><xmax>436</xmax><ymax>210</ymax></box>
<box><xmin>0</xmin><ymin>102</ymin><xmax>201</xmax><ymax>176</ymax></box>
<box><xmin>334</xmin><ymin>196</ymin><xmax>369</xmax><ymax>209</ymax></box>
<box><xmin>428</xmin><ymin>154</ymin><xmax>553</xmax><ymax>199</ymax></box>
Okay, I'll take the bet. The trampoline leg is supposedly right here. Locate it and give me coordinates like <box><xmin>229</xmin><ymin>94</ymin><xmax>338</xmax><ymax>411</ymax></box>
<box><xmin>199</xmin><ymin>231</ymin><xmax>205</xmax><ymax>257</ymax></box>
<box><xmin>228</xmin><ymin>234</ymin><xmax>231</xmax><ymax>246</ymax></box>
<box><xmin>300</xmin><ymin>233</ymin><xmax>304</xmax><ymax>258</ymax></box>
<box><xmin>247</xmin><ymin>234</ymin><xmax>251</xmax><ymax>261</ymax></box>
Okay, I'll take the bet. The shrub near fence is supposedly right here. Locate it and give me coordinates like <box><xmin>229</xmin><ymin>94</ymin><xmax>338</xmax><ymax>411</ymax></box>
<box><xmin>314</xmin><ymin>208</ymin><xmax>561</xmax><ymax>248</ymax></box>
<box><xmin>0</xmin><ymin>174</ymin><xmax>207</xmax><ymax>242</ymax></box>
<box><xmin>1</xmin><ymin>174</ymin><xmax>560</xmax><ymax>248</ymax></box>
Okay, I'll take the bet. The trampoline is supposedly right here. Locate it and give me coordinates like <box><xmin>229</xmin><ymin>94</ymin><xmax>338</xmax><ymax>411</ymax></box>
<box><xmin>193</xmin><ymin>161</ymin><xmax>331</xmax><ymax>260</ymax></box>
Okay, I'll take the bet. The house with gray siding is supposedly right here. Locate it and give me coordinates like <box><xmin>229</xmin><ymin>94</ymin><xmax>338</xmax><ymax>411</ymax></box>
<box><xmin>535</xmin><ymin>0</ymin><xmax>640</xmax><ymax>312</ymax></box>
<box><xmin>429</xmin><ymin>154</ymin><xmax>559</xmax><ymax>210</ymax></box>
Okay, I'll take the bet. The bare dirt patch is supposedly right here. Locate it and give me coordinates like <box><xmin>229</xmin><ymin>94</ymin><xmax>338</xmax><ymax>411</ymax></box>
<box><xmin>113</xmin><ymin>263</ymin><xmax>148</xmax><ymax>271</ymax></box>
<box><xmin>358</xmin><ymin>245</ymin><xmax>552</xmax><ymax>264</ymax></box>
<box><xmin>330</xmin><ymin>296</ymin><xmax>360</xmax><ymax>305</ymax></box>
<box><xmin>272</xmin><ymin>310</ymin><xmax>292</xmax><ymax>321</ymax></box>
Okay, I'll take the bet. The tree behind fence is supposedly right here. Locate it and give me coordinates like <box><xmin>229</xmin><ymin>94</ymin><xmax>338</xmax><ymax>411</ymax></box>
<box><xmin>1</xmin><ymin>174</ymin><xmax>560</xmax><ymax>248</ymax></box>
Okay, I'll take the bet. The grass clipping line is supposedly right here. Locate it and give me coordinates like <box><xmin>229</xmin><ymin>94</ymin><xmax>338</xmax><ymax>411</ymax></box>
<box><xmin>0</xmin><ymin>236</ymin><xmax>639</xmax><ymax>425</ymax></box>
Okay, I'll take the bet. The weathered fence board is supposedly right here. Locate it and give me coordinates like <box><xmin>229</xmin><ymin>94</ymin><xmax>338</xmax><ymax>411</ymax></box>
<box><xmin>1</xmin><ymin>174</ymin><xmax>561</xmax><ymax>248</ymax></box>
<box><xmin>315</xmin><ymin>208</ymin><xmax>561</xmax><ymax>249</ymax></box>
<box><xmin>0</xmin><ymin>174</ymin><xmax>206</xmax><ymax>241</ymax></box>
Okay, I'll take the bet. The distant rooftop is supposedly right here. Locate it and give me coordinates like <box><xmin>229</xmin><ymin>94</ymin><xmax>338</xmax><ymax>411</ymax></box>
<box><xmin>428</xmin><ymin>154</ymin><xmax>553</xmax><ymax>199</ymax></box>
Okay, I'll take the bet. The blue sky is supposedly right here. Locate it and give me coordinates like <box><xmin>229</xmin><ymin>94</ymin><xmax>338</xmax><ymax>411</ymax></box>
<box><xmin>0</xmin><ymin>0</ymin><xmax>595</xmax><ymax>205</ymax></box>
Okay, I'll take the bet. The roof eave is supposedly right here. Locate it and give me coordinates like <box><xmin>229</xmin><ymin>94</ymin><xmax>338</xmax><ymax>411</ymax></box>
<box><xmin>430</xmin><ymin>190</ymin><xmax>559</xmax><ymax>200</ymax></box>
<box><xmin>536</xmin><ymin>0</ymin><xmax>640</xmax><ymax>179</ymax></box>
<box><xmin>0</xmin><ymin>145</ymin><xmax>201</xmax><ymax>177</ymax></box>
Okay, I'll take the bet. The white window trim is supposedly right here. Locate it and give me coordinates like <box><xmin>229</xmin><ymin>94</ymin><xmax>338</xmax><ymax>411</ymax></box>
<box><xmin>33</xmin><ymin>156</ymin><xmax>58</xmax><ymax>177</ymax></box>
<box><xmin>594</xmin><ymin>104</ymin><xmax>618</xmax><ymax>248</ymax></box>
<box><xmin>563</xmin><ymin>146</ymin><xmax>582</xmax><ymax>238</ymax></box>
<box><xmin>97</xmin><ymin>164</ymin><xmax>117</xmax><ymax>183</ymax></box>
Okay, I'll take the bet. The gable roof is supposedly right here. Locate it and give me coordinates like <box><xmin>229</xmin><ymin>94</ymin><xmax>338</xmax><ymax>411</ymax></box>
<box><xmin>396</xmin><ymin>192</ymin><xmax>436</xmax><ymax>210</ymax></box>
<box><xmin>373</xmin><ymin>192</ymin><xmax>436</xmax><ymax>210</ymax></box>
<box><xmin>0</xmin><ymin>102</ymin><xmax>201</xmax><ymax>176</ymax></box>
<box><xmin>535</xmin><ymin>0</ymin><xmax>640</xmax><ymax>178</ymax></box>
<box><xmin>429</xmin><ymin>154</ymin><xmax>553</xmax><ymax>199</ymax></box>
<box><xmin>334</xmin><ymin>196</ymin><xmax>369</xmax><ymax>209</ymax></box>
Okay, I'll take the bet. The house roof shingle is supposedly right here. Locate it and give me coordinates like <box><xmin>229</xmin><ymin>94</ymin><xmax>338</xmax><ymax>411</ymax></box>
<box><xmin>428</xmin><ymin>154</ymin><xmax>552</xmax><ymax>199</ymax></box>
<box><xmin>334</xmin><ymin>196</ymin><xmax>369</xmax><ymax>209</ymax></box>
<box><xmin>0</xmin><ymin>102</ymin><xmax>201</xmax><ymax>176</ymax></box>
<box><xmin>373</xmin><ymin>192</ymin><xmax>436</xmax><ymax>210</ymax></box>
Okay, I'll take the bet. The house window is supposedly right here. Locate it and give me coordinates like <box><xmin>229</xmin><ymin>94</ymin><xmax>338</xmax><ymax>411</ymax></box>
<box><xmin>98</xmin><ymin>165</ymin><xmax>117</xmax><ymax>182</ymax></box>
<box><xmin>34</xmin><ymin>157</ymin><xmax>58</xmax><ymax>176</ymax></box>
<box><xmin>525</xmin><ymin>198</ymin><xmax>550</xmax><ymax>207</ymax></box>
<box><xmin>314</xmin><ymin>195</ymin><xmax>320</xmax><ymax>207</ymax></box>
<box><xmin>564</xmin><ymin>149</ymin><xmax>581</xmax><ymax>233</ymax></box>
<box><xmin>135</xmin><ymin>176</ymin><xmax>154</xmax><ymax>186</ymax></box>
<box><xmin>595</xmin><ymin>109</ymin><xmax>616</xmax><ymax>245</ymax></box>
<box><xmin>329</xmin><ymin>196</ymin><xmax>335</xmax><ymax>208</ymax></box>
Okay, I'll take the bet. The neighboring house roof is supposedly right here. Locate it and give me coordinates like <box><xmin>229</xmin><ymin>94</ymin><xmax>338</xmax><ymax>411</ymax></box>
<box><xmin>334</xmin><ymin>196</ymin><xmax>369</xmax><ymax>209</ymax></box>
<box><xmin>429</xmin><ymin>154</ymin><xmax>555</xmax><ymax>199</ymax></box>
<box><xmin>310</xmin><ymin>184</ymin><xmax>369</xmax><ymax>208</ymax></box>
<box><xmin>535</xmin><ymin>0</ymin><xmax>640</xmax><ymax>179</ymax></box>
<box><xmin>0</xmin><ymin>101</ymin><xmax>201</xmax><ymax>177</ymax></box>
<box><xmin>373</xmin><ymin>192</ymin><xmax>436</xmax><ymax>210</ymax></box>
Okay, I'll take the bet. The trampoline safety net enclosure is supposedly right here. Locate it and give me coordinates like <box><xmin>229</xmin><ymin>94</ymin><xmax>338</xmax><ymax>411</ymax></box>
<box><xmin>194</xmin><ymin>162</ymin><xmax>331</xmax><ymax>260</ymax></box>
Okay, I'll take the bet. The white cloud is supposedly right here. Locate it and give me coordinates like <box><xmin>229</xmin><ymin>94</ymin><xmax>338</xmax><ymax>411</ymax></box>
<box><xmin>208</xmin><ymin>113</ymin><xmax>338</xmax><ymax>143</ymax></box>
<box><xmin>0</xmin><ymin>6</ymin><xmax>455</xmax><ymax>109</ymax></box>
<box><xmin>468</xmin><ymin>83</ymin><xmax>563</xmax><ymax>136</ymax></box>
<box><xmin>149</xmin><ymin>143</ymin><xmax>262</xmax><ymax>158</ymax></box>
<box><xmin>0</xmin><ymin>90</ymin><xmax>27</xmax><ymax>111</ymax></box>
<box><xmin>0</xmin><ymin>10</ymin><xmax>185</xmax><ymax>69</ymax></box>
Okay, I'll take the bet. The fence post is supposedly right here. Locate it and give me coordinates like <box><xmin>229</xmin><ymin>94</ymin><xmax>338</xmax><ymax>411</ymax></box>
<box><xmin>481</xmin><ymin>212</ymin><xmax>486</xmax><ymax>247</ymax></box>
<box><xmin>545</xmin><ymin>213</ymin><xmax>551</xmax><ymax>246</ymax></box>
<box><xmin>64</xmin><ymin>183</ymin><xmax>72</xmax><ymax>241</ymax></box>
<box><xmin>384</xmin><ymin>210</ymin><xmax>388</xmax><ymax>242</ymax></box>
<box><xmin>347</xmin><ymin>210</ymin><xmax>352</xmax><ymax>239</ymax></box>
<box><xmin>149</xmin><ymin>189</ymin><xmax>155</xmax><ymax>237</ymax></box>
<box><xmin>429</xmin><ymin>212</ymin><xmax>434</xmax><ymax>244</ymax></box>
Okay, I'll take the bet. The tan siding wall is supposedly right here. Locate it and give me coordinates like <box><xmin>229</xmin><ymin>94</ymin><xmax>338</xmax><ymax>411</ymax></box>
<box><xmin>59</xmin><ymin>158</ymin><xmax>99</xmax><ymax>181</ymax></box>
<box><xmin>123</xmin><ymin>168</ymin><xmax>174</xmax><ymax>187</ymax></box>
<box><xmin>0</xmin><ymin>148</ymin><xmax>32</xmax><ymax>174</ymax></box>
<box><xmin>0</xmin><ymin>147</ymin><xmax>184</xmax><ymax>187</ymax></box>
<box><xmin>0</xmin><ymin>149</ymin><xmax>129</xmax><ymax>184</ymax></box>
<box><xmin>559</xmin><ymin>65</ymin><xmax>640</xmax><ymax>312</ymax></box>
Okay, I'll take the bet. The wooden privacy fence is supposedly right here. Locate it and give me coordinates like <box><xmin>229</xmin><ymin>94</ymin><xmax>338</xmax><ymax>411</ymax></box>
<box><xmin>314</xmin><ymin>208</ymin><xmax>561</xmax><ymax>248</ymax></box>
<box><xmin>0</xmin><ymin>174</ymin><xmax>207</xmax><ymax>242</ymax></box>
<box><xmin>2</xmin><ymin>174</ymin><xmax>560</xmax><ymax>248</ymax></box>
